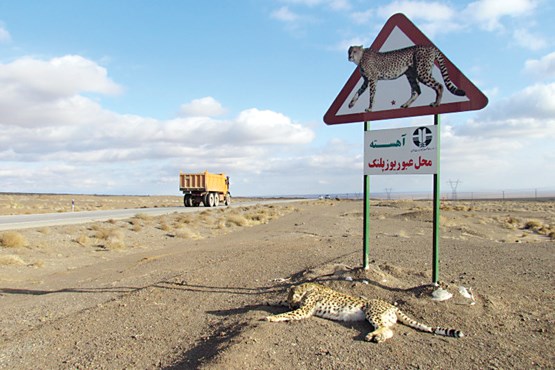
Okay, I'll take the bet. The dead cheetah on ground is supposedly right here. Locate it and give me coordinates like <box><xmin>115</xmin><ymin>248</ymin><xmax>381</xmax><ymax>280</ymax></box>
<box><xmin>266</xmin><ymin>282</ymin><xmax>463</xmax><ymax>343</ymax></box>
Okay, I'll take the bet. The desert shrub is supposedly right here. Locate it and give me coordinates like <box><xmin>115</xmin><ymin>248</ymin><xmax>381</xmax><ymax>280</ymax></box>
<box><xmin>37</xmin><ymin>227</ymin><xmax>51</xmax><ymax>234</ymax></box>
<box><xmin>246</xmin><ymin>206</ymin><xmax>281</xmax><ymax>223</ymax></box>
<box><xmin>506</xmin><ymin>216</ymin><xmax>520</xmax><ymax>225</ymax></box>
<box><xmin>252</xmin><ymin>213</ymin><xmax>269</xmax><ymax>223</ymax></box>
<box><xmin>0</xmin><ymin>231</ymin><xmax>29</xmax><ymax>248</ymax></box>
<box><xmin>104</xmin><ymin>229</ymin><xmax>126</xmax><ymax>250</ymax></box>
<box><xmin>159</xmin><ymin>223</ymin><xmax>172</xmax><ymax>232</ymax></box>
<box><xmin>524</xmin><ymin>220</ymin><xmax>543</xmax><ymax>230</ymax></box>
<box><xmin>175</xmin><ymin>214</ymin><xmax>192</xmax><ymax>224</ymax></box>
<box><xmin>134</xmin><ymin>213</ymin><xmax>152</xmax><ymax>221</ymax></box>
<box><xmin>92</xmin><ymin>228</ymin><xmax>126</xmax><ymax>249</ymax></box>
<box><xmin>175</xmin><ymin>227</ymin><xmax>202</xmax><ymax>240</ymax></box>
<box><xmin>93</xmin><ymin>227</ymin><xmax>112</xmax><ymax>240</ymax></box>
<box><xmin>502</xmin><ymin>216</ymin><xmax>521</xmax><ymax>230</ymax></box>
<box><xmin>225</xmin><ymin>214</ymin><xmax>249</xmax><ymax>227</ymax></box>
<box><xmin>75</xmin><ymin>234</ymin><xmax>91</xmax><ymax>246</ymax></box>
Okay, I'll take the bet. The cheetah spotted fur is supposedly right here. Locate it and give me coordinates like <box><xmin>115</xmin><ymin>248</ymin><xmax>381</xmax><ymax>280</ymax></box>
<box><xmin>266</xmin><ymin>282</ymin><xmax>463</xmax><ymax>343</ymax></box>
<box><xmin>347</xmin><ymin>45</ymin><xmax>466</xmax><ymax>112</ymax></box>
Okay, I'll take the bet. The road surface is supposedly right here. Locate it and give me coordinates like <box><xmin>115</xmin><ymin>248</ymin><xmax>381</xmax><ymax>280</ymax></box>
<box><xmin>0</xmin><ymin>199</ymin><xmax>307</xmax><ymax>231</ymax></box>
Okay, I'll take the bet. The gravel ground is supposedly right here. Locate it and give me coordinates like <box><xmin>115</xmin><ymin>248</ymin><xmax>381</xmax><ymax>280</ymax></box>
<box><xmin>0</xmin><ymin>198</ymin><xmax>554</xmax><ymax>369</ymax></box>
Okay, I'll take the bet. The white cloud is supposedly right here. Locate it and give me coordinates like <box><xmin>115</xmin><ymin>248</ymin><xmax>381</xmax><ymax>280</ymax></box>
<box><xmin>333</xmin><ymin>36</ymin><xmax>372</xmax><ymax>52</ymax></box>
<box><xmin>278</xmin><ymin>0</ymin><xmax>351</xmax><ymax>10</ymax></box>
<box><xmin>376</xmin><ymin>1</ymin><xmax>460</xmax><ymax>37</ymax></box>
<box><xmin>179</xmin><ymin>96</ymin><xmax>227</xmax><ymax>117</ymax></box>
<box><xmin>454</xmin><ymin>82</ymin><xmax>555</xmax><ymax>140</ymax></box>
<box><xmin>431</xmin><ymin>78</ymin><xmax>555</xmax><ymax>191</ymax></box>
<box><xmin>0</xmin><ymin>55</ymin><xmax>317</xmax><ymax>194</ymax></box>
<box><xmin>524</xmin><ymin>52</ymin><xmax>555</xmax><ymax>79</ymax></box>
<box><xmin>513</xmin><ymin>28</ymin><xmax>548</xmax><ymax>51</ymax></box>
<box><xmin>230</xmin><ymin>108</ymin><xmax>315</xmax><ymax>145</ymax></box>
<box><xmin>271</xmin><ymin>6</ymin><xmax>300</xmax><ymax>22</ymax></box>
<box><xmin>0</xmin><ymin>55</ymin><xmax>122</xmax><ymax>128</ymax></box>
<box><xmin>0</xmin><ymin>25</ymin><xmax>11</xmax><ymax>43</ymax></box>
<box><xmin>326</xmin><ymin>0</ymin><xmax>351</xmax><ymax>11</ymax></box>
<box><xmin>0</xmin><ymin>55</ymin><xmax>121</xmax><ymax>99</ymax></box>
<box><xmin>464</xmin><ymin>0</ymin><xmax>539</xmax><ymax>31</ymax></box>
<box><xmin>349</xmin><ymin>9</ymin><xmax>373</xmax><ymax>25</ymax></box>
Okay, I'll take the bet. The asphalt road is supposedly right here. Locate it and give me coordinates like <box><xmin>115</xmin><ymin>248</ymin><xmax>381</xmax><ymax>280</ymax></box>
<box><xmin>0</xmin><ymin>199</ymin><xmax>308</xmax><ymax>231</ymax></box>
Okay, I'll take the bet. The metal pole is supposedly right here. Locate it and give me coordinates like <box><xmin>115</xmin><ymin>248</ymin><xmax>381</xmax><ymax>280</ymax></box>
<box><xmin>432</xmin><ymin>114</ymin><xmax>440</xmax><ymax>284</ymax></box>
<box><xmin>363</xmin><ymin>121</ymin><xmax>370</xmax><ymax>269</ymax></box>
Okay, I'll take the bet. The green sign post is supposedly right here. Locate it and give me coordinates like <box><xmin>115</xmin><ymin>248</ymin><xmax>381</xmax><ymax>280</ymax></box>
<box><xmin>324</xmin><ymin>13</ymin><xmax>488</xmax><ymax>283</ymax></box>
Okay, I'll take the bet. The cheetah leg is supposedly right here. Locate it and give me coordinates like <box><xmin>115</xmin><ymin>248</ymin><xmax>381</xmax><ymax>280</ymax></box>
<box><xmin>418</xmin><ymin>73</ymin><xmax>443</xmax><ymax>107</ymax></box>
<box><xmin>401</xmin><ymin>68</ymin><xmax>421</xmax><ymax>108</ymax></box>
<box><xmin>349</xmin><ymin>77</ymin><xmax>368</xmax><ymax>109</ymax></box>
<box><xmin>365</xmin><ymin>80</ymin><xmax>377</xmax><ymax>112</ymax></box>
<box><xmin>365</xmin><ymin>327</ymin><xmax>394</xmax><ymax>343</ymax></box>
<box><xmin>265</xmin><ymin>294</ymin><xmax>317</xmax><ymax>322</ymax></box>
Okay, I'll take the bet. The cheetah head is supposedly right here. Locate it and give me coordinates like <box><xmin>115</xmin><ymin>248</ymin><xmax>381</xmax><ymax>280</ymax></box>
<box><xmin>287</xmin><ymin>283</ymin><xmax>318</xmax><ymax>307</ymax></box>
<box><xmin>348</xmin><ymin>45</ymin><xmax>364</xmax><ymax>65</ymax></box>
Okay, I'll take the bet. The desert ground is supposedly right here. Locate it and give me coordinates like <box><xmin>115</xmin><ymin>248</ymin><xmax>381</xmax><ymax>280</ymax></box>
<box><xmin>0</xmin><ymin>194</ymin><xmax>554</xmax><ymax>369</ymax></box>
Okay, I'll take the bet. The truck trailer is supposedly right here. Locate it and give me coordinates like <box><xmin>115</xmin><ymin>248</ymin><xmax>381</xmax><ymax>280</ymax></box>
<box><xmin>179</xmin><ymin>171</ymin><xmax>230</xmax><ymax>207</ymax></box>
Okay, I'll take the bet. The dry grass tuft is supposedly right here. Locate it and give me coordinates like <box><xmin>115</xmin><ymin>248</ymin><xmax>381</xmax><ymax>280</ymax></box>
<box><xmin>225</xmin><ymin>214</ymin><xmax>249</xmax><ymax>227</ymax></box>
<box><xmin>503</xmin><ymin>216</ymin><xmax>521</xmax><ymax>230</ymax></box>
<box><xmin>175</xmin><ymin>214</ymin><xmax>192</xmax><ymax>225</ymax></box>
<box><xmin>245</xmin><ymin>209</ymin><xmax>270</xmax><ymax>224</ymax></box>
<box><xmin>93</xmin><ymin>227</ymin><xmax>112</xmax><ymax>240</ymax></box>
<box><xmin>37</xmin><ymin>227</ymin><xmax>51</xmax><ymax>234</ymax></box>
<box><xmin>0</xmin><ymin>231</ymin><xmax>29</xmax><ymax>248</ymax></box>
<box><xmin>159</xmin><ymin>223</ymin><xmax>172</xmax><ymax>232</ymax></box>
<box><xmin>134</xmin><ymin>213</ymin><xmax>152</xmax><ymax>221</ymax></box>
<box><xmin>104</xmin><ymin>229</ymin><xmax>126</xmax><ymax>250</ymax></box>
<box><xmin>175</xmin><ymin>227</ymin><xmax>202</xmax><ymax>240</ymax></box>
<box><xmin>75</xmin><ymin>234</ymin><xmax>91</xmax><ymax>246</ymax></box>
<box><xmin>91</xmin><ymin>227</ymin><xmax>126</xmax><ymax>250</ymax></box>
<box><xmin>523</xmin><ymin>220</ymin><xmax>543</xmax><ymax>231</ymax></box>
<box><xmin>0</xmin><ymin>254</ymin><xmax>26</xmax><ymax>265</ymax></box>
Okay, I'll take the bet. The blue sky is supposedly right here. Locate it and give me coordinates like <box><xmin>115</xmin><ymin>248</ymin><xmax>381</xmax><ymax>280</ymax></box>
<box><xmin>0</xmin><ymin>0</ymin><xmax>554</xmax><ymax>197</ymax></box>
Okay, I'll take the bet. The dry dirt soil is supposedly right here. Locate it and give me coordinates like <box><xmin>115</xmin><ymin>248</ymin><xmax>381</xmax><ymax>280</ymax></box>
<box><xmin>0</xmin><ymin>196</ymin><xmax>554</xmax><ymax>369</ymax></box>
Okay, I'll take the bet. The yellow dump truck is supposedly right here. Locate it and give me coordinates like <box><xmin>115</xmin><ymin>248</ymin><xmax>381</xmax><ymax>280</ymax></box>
<box><xmin>179</xmin><ymin>171</ymin><xmax>230</xmax><ymax>207</ymax></box>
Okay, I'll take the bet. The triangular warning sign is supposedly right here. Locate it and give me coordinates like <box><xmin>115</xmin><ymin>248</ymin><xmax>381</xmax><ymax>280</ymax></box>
<box><xmin>324</xmin><ymin>13</ymin><xmax>488</xmax><ymax>125</ymax></box>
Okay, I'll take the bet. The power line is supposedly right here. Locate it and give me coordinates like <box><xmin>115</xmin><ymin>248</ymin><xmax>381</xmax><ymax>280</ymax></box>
<box><xmin>447</xmin><ymin>179</ymin><xmax>461</xmax><ymax>200</ymax></box>
<box><xmin>385</xmin><ymin>188</ymin><xmax>393</xmax><ymax>200</ymax></box>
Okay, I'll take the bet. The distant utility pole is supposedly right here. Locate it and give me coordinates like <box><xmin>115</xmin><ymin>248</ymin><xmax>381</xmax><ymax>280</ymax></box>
<box><xmin>447</xmin><ymin>179</ymin><xmax>461</xmax><ymax>200</ymax></box>
<box><xmin>385</xmin><ymin>188</ymin><xmax>393</xmax><ymax>200</ymax></box>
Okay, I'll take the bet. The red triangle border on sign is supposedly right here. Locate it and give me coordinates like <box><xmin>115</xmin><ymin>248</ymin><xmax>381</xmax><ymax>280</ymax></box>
<box><xmin>324</xmin><ymin>13</ymin><xmax>488</xmax><ymax>125</ymax></box>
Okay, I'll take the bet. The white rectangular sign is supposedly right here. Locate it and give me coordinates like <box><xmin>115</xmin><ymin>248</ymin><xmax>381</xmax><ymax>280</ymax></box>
<box><xmin>364</xmin><ymin>125</ymin><xmax>437</xmax><ymax>175</ymax></box>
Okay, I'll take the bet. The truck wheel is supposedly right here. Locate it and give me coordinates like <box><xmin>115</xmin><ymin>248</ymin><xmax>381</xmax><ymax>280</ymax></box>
<box><xmin>184</xmin><ymin>194</ymin><xmax>193</xmax><ymax>207</ymax></box>
<box><xmin>225</xmin><ymin>193</ymin><xmax>231</xmax><ymax>206</ymax></box>
<box><xmin>213</xmin><ymin>192</ymin><xmax>220</xmax><ymax>207</ymax></box>
<box><xmin>204</xmin><ymin>193</ymin><xmax>215</xmax><ymax>207</ymax></box>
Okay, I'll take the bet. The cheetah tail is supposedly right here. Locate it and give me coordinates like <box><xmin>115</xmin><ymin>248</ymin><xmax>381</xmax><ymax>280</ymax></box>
<box><xmin>396</xmin><ymin>310</ymin><xmax>463</xmax><ymax>338</ymax></box>
<box><xmin>433</xmin><ymin>327</ymin><xmax>464</xmax><ymax>338</ymax></box>
<box><xmin>436</xmin><ymin>52</ymin><xmax>465</xmax><ymax>97</ymax></box>
<box><xmin>396</xmin><ymin>310</ymin><xmax>434</xmax><ymax>334</ymax></box>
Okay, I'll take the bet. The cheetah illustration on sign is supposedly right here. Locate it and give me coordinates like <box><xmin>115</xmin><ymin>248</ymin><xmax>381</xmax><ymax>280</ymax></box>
<box><xmin>324</xmin><ymin>13</ymin><xmax>488</xmax><ymax>124</ymax></box>
<box><xmin>347</xmin><ymin>45</ymin><xmax>465</xmax><ymax>113</ymax></box>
